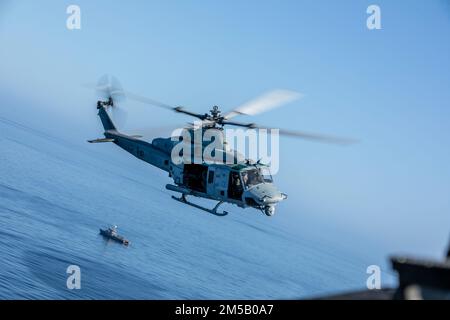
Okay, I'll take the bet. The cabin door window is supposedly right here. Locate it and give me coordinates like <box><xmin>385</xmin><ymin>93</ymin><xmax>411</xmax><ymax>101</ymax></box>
<box><xmin>228</xmin><ymin>171</ymin><xmax>244</xmax><ymax>200</ymax></box>
<box><xmin>183</xmin><ymin>164</ymin><xmax>208</xmax><ymax>193</ymax></box>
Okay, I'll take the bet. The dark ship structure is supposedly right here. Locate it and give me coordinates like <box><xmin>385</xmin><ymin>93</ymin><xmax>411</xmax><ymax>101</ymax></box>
<box><xmin>314</xmin><ymin>236</ymin><xmax>450</xmax><ymax>300</ymax></box>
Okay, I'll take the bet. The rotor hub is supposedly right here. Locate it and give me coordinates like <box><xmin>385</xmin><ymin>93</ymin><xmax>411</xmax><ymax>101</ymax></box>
<box><xmin>210</xmin><ymin>105</ymin><xmax>221</xmax><ymax>118</ymax></box>
<box><xmin>97</xmin><ymin>97</ymin><xmax>114</xmax><ymax>109</ymax></box>
<box><xmin>198</xmin><ymin>105</ymin><xmax>225</xmax><ymax>128</ymax></box>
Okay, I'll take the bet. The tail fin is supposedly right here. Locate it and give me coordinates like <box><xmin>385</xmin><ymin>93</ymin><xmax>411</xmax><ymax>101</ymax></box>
<box><xmin>98</xmin><ymin>105</ymin><xmax>117</xmax><ymax>131</ymax></box>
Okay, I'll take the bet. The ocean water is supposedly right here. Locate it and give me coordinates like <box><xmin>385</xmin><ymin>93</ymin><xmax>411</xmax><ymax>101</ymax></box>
<box><xmin>0</xmin><ymin>107</ymin><xmax>384</xmax><ymax>299</ymax></box>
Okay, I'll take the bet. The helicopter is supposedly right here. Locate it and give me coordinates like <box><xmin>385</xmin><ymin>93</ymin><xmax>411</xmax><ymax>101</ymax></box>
<box><xmin>87</xmin><ymin>76</ymin><xmax>355</xmax><ymax>217</ymax></box>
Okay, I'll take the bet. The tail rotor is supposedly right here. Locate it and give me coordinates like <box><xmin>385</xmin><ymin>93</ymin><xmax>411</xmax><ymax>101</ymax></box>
<box><xmin>92</xmin><ymin>75</ymin><xmax>128</xmax><ymax>128</ymax></box>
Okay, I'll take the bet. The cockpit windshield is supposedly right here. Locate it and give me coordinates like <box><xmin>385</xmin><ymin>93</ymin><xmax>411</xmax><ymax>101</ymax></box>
<box><xmin>241</xmin><ymin>168</ymin><xmax>272</xmax><ymax>188</ymax></box>
<box><xmin>260</xmin><ymin>167</ymin><xmax>273</xmax><ymax>183</ymax></box>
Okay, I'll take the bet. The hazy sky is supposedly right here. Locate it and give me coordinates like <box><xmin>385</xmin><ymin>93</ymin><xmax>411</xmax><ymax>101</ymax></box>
<box><xmin>1</xmin><ymin>0</ymin><xmax>450</xmax><ymax>260</ymax></box>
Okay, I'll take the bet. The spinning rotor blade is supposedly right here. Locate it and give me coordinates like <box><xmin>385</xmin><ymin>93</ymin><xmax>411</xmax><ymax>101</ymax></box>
<box><xmin>119</xmin><ymin>91</ymin><xmax>206</xmax><ymax>120</ymax></box>
<box><xmin>120</xmin><ymin>91</ymin><xmax>174</xmax><ymax>111</ymax></box>
<box><xmin>110</xmin><ymin>106</ymin><xmax>128</xmax><ymax>128</ymax></box>
<box><xmin>94</xmin><ymin>75</ymin><xmax>128</xmax><ymax>127</ymax></box>
<box><xmin>172</xmin><ymin>107</ymin><xmax>206</xmax><ymax>120</ymax></box>
<box><xmin>85</xmin><ymin>77</ymin><xmax>358</xmax><ymax>145</ymax></box>
<box><xmin>85</xmin><ymin>75</ymin><xmax>206</xmax><ymax>124</ymax></box>
<box><xmin>221</xmin><ymin>120</ymin><xmax>357</xmax><ymax>145</ymax></box>
<box><xmin>95</xmin><ymin>74</ymin><xmax>126</xmax><ymax>102</ymax></box>
<box><xmin>130</xmin><ymin>124</ymin><xmax>192</xmax><ymax>138</ymax></box>
<box><xmin>276</xmin><ymin>129</ymin><xmax>357</xmax><ymax>145</ymax></box>
<box><xmin>223</xmin><ymin>89</ymin><xmax>303</xmax><ymax>120</ymax></box>
<box><xmin>84</xmin><ymin>77</ymin><xmax>174</xmax><ymax>117</ymax></box>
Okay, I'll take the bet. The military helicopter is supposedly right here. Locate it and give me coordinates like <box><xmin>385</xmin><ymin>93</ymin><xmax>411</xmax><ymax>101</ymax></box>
<box><xmin>87</xmin><ymin>76</ymin><xmax>355</xmax><ymax>217</ymax></box>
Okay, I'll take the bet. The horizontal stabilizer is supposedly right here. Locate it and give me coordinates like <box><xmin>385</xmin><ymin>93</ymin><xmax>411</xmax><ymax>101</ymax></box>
<box><xmin>88</xmin><ymin>138</ymin><xmax>115</xmax><ymax>143</ymax></box>
<box><xmin>129</xmin><ymin>135</ymin><xmax>143</xmax><ymax>138</ymax></box>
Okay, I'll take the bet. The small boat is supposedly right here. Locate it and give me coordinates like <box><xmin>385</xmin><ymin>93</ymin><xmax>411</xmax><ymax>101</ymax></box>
<box><xmin>99</xmin><ymin>226</ymin><xmax>130</xmax><ymax>246</ymax></box>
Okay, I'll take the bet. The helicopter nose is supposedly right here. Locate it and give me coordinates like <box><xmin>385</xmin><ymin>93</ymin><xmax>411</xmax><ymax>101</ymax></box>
<box><xmin>261</xmin><ymin>192</ymin><xmax>287</xmax><ymax>204</ymax></box>
<box><xmin>245</xmin><ymin>184</ymin><xmax>287</xmax><ymax>205</ymax></box>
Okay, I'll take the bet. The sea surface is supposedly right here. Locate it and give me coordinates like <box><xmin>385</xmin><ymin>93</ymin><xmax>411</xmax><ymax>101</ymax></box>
<box><xmin>0</xmin><ymin>108</ymin><xmax>389</xmax><ymax>299</ymax></box>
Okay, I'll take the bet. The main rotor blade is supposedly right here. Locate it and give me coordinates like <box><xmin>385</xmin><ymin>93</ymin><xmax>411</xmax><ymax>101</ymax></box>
<box><xmin>113</xmin><ymin>91</ymin><xmax>207</xmax><ymax>120</ymax></box>
<box><xmin>172</xmin><ymin>107</ymin><xmax>206</xmax><ymax>119</ymax></box>
<box><xmin>223</xmin><ymin>89</ymin><xmax>302</xmax><ymax>120</ymax></box>
<box><xmin>121</xmin><ymin>91</ymin><xmax>175</xmax><ymax>111</ymax></box>
<box><xmin>128</xmin><ymin>124</ymin><xmax>191</xmax><ymax>138</ymax></box>
<box><xmin>83</xmin><ymin>79</ymin><xmax>206</xmax><ymax>120</ymax></box>
<box><xmin>276</xmin><ymin>129</ymin><xmax>357</xmax><ymax>145</ymax></box>
<box><xmin>221</xmin><ymin>120</ymin><xmax>357</xmax><ymax>145</ymax></box>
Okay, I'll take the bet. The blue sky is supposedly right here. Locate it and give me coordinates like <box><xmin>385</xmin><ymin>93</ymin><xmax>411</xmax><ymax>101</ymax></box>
<box><xmin>1</xmin><ymin>0</ymin><xmax>450</xmax><ymax>261</ymax></box>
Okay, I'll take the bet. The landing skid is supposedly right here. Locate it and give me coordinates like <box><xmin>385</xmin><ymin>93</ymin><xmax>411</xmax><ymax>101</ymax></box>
<box><xmin>171</xmin><ymin>194</ymin><xmax>229</xmax><ymax>216</ymax></box>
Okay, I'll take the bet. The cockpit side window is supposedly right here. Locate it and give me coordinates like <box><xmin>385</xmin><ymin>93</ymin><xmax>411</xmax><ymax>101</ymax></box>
<box><xmin>241</xmin><ymin>169</ymin><xmax>264</xmax><ymax>189</ymax></box>
<box><xmin>260</xmin><ymin>167</ymin><xmax>273</xmax><ymax>183</ymax></box>
<box><xmin>228</xmin><ymin>171</ymin><xmax>243</xmax><ymax>200</ymax></box>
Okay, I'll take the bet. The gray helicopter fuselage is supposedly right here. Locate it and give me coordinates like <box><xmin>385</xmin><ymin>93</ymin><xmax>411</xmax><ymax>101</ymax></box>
<box><xmin>106</xmin><ymin>130</ymin><xmax>172</xmax><ymax>171</ymax></box>
<box><xmin>93</xmin><ymin>105</ymin><xmax>286</xmax><ymax>216</ymax></box>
